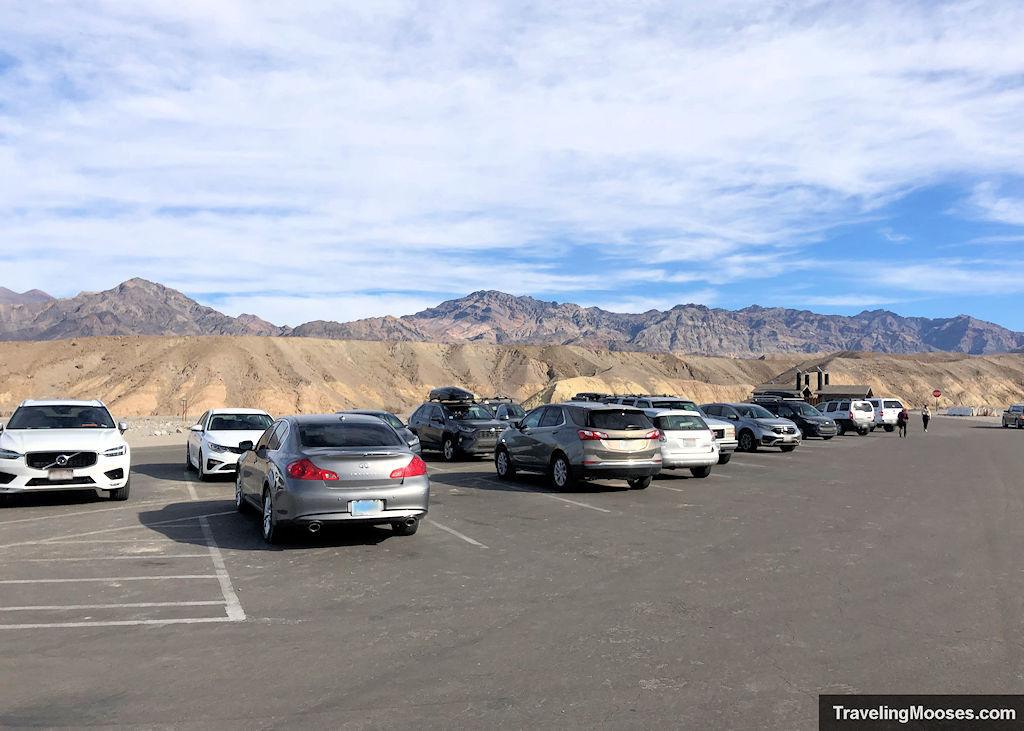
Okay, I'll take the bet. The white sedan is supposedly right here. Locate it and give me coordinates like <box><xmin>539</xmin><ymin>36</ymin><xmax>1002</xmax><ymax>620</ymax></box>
<box><xmin>186</xmin><ymin>408</ymin><xmax>273</xmax><ymax>481</ymax></box>
<box><xmin>0</xmin><ymin>399</ymin><xmax>131</xmax><ymax>502</ymax></box>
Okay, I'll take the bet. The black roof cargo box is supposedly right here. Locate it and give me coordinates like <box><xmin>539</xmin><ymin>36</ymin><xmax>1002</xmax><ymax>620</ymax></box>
<box><xmin>428</xmin><ymin>386</ymin><xmax>476</xmax><ymax>403</ymax></box>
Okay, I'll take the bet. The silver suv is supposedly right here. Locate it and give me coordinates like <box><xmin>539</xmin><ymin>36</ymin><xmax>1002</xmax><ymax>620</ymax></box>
<box><xmin>700</xmin><ymin>403</ymin><xmax>800</xmax><ymax>453</ymax></box>
<box><xmin>495</xmin><ymin>403</ymin><xmax>662</xmax><ymax>490</ymax></box>
<box><xmin>817</xmin><ymin>400</ymin><xmax>875</xmax><ymax>436</ymax></box>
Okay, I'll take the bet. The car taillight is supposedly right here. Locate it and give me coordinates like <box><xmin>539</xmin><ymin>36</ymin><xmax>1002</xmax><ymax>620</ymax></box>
<box><xmin>849</xmin><ymin>411</ymin><xmax>854</xmax><ymax>419</ymax></box>
<box><xmin>577</xmin><ymin>429</ymin><xmax>609</xmax><ymax>440</ymax></box>
<box><xmin>286</xmin><ymin>459</ymin><xmax>338</xmax><ymax>480</ymax></box>
<box><xmin>390</xmin><ymin>455</ymin><xmax>427</xmax><ymax>479</ymax></box>
<box><xmin>644</xmin><ymin>429</ymin><xmax>663</xmax><ymax>440</ymax></box>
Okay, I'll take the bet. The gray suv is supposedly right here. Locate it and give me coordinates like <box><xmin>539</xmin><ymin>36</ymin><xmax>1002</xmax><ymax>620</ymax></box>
<box><xmin>495</xmin><ymin>403</ymin><xmax>662</xmax><ymax>490</ymax></box>
<box><xmin>408</xmin><ymin>391</ymin><xmax>506</xmax><ymax>461</ymax></box>
<box><xmin>700</xmin><ymin>403</ymin><xmax>801</xmax><ymax>452</ymax></box>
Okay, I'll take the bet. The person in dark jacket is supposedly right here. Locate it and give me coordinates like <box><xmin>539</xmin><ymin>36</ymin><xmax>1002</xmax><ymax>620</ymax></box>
<box><xmin>897</xmin><ymin>407</ymin><xmax>910</xmax><ymax>438</ymax></box>
<box><xmin>922</xmin><ymin>405</ymin><xmax>931</xmax><ymax>432</ymax></box>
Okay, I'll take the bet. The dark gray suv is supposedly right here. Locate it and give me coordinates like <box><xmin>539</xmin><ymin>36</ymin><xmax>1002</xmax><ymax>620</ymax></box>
<box><xmin>408</xmin><ymin>389</ymin><xmax>506</xmax><ymax>461</ymax></box>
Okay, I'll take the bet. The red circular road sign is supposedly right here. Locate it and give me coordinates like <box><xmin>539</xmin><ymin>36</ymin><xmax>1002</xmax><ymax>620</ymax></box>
<box><xmin>932</xmin><ymin>389</ymin><xmax>941</xmax><ymax>398</ymax></box>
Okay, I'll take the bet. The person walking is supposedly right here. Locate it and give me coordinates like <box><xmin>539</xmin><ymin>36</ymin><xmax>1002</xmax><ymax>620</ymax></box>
<box><xmin>922</xmin><ymin>404</ymin><xmax>931</xmax><ymax>433</ymax></box>
<box><xmin>897</xmin><ymin>407</ymin><xmax>909</xmax><ymax>438</ymax></box>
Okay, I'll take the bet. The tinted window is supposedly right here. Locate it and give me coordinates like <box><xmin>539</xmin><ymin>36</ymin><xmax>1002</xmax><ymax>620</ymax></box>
<box><xmin>266</xmin><ymin>423</ymin><xmax>286</xmax><ymax>450</ymax></box>
<box><xmin>256</xmin><ymin>422</ymin><xmax>278</xmax><ymax>450</ymax></box>
<box><xmin>539</xmin><ymin>407</ymin><xmax>564</xmax><ymax>427</ymax></box>
<box><xmin>506</xmin><ymin>404</ymin><xmax>526</xmax><ymax>419</ymax></box>
<box><xmin>298</xmin><ymin>423</ymin><xmax>403</xmax><ymax>448</ymax></box>
<box><xmin>854</xmin><ymin>402</ymin><xmax>873</xmax><ymax>412</ymax></box>
<box><xmin>701</xmin><ymin>404</ymin><xmax>720</xmax><ymax>416</ymax></box>
<box><xmin>734</xmin><ymin>404</ymin><xmax>775</xmax><ymax>419</ymax></box>
<box><xmin>884</xmin><ymin>400</ymin><xmax>903</xmax><ymax>409</ymax></box>
<box><xmin>209</xmin><ymin>413</ymin><xmax>273</xmax><ymax>431</ymax></box>
<box><xmin>838</xmin><ymin>401</ymin><xmax>850</xmax><ymax>410</ymax></box>
<box><xmin>351</xmin><ymin>411</ymin><xmax>403</xmax><ymax>429</ymax></box>
<box><xmin>651</xmin><ymin>400</ymin><xmax>699</xmax><ymax>411</ymax></box>
<box><xmin>444</xmin><ymin>404</ymin><xmax>494</xmax><ymax>420</ymax></box>
<box><xmin>7</xmin><ymin>405</ymin><xmax>115</xmax><ymax>429</ymax></box>
<box><xmin>789</xmin><ymin>402</ymin><xmax>822</xmax><ymax>416</ymax></box>
<box><xmin>655</xmin><ymin>414</ymin><xmax>706</xmax><ymax>431</ymax></box>
<box><xmin>587</xmin><ymin>409</ymin><xmax>653</xmax><ymax>430</ymax></box>
<box><xmin>520</xmin><ymin>408</ymin><xmax>543</xmax><ymax>429</ymax></box>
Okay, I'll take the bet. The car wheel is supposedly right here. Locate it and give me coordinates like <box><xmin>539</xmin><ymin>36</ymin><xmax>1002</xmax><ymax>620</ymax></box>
<box><xmin>442</xmin><ymin>436</ymin><xmax>456</xmax><ymax>462</ymax></box>
<box><xmin>262</xmin><ymin>489</ymin><xmax>282</xmax><ymax>544</ymax></box>
<box><xmin>717</xmin><ymin>452</ymin><xmax>732</xmax><ymax>465</ymax></box>
<box><xmin>550</xmin><ymin>454</ymin><xmax>574</xmax><ymax>490</ymax></box>
<box><xmin>858</xmin><ymin>428</ymin><xmax>868</xmax><ymax>436</ymax></box>
<box><xmin>628</xmin><ymin>475</ymin><xmax>652</xmax><ymax>489</ymax></box>
<box><xmin>738</xmin><ymin>430</ymin><xmax>757</xmax><ymax>452</ymax></box>
<box><xmin>185</xmin><ymin>444</ymin><xmax>194</xmax><ymax>471</ymax></box>
<box><xmin>1018</xmin><ymin>422</ymin><xmax>1023</xmax><ymax>430</ymax></box>
<box><xmin>197</xmin><ymin>449</ymin><xmax>211</xmax><ymax>481</ymax></box>
<box><xmin>0</xmin><ymin>493</ymin><xmax>8</xmax><ymax>508</ymax></box>
<box><xmin>235</xmin><ymin>474</ymin><xmax>247</xmax><ymax>513</ymax></box>
<box><xmin>109</xmin><ymin>476</ymin><xmax>131</xmax><ymax>501</ymax></box>
<box><xmin>392</xmin><ymin>519</ymin><xmax>419</xmax><ymax>536</ymax></box>
<box><xmin>495</xmin><ymin>448</ymin><xmax>515</xmax><ymax>480</ymax></box>
<box><xmin>884</xmin><ymin>425</ymin><xmax>895</xmax><ymax>432</ymax></box>
<box><xmin>836</xmin><ymin>422</ymin><xmax>846</xmax><ymax>436</ymax></box>
<box><xmin>690</xmin><ymin>466</ymin><xmax>711</xmax><ymax>478</ymax></box>
<box><xmin>780</xmin><ymin>445</ymin><xmax>797</xmax><ymax>452</ymax></box>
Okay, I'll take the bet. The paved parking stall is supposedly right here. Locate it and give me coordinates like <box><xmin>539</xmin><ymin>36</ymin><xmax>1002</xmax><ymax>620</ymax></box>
<box><xmin>2</xmin><ymin>416</ymin><xmax>1024</xmax><ymax>728</ymax></box>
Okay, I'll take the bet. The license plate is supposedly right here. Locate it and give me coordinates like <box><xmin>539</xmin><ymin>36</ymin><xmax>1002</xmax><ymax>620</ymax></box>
<box><xmin>48</xmin><ymin>469</ymin><xmax>74</xmax><ymax>481</ymax></box>
<box><xmin>619</xmin><ymin>440</ymin><xmax>630</xmax><ymax>449</ymax></box>
<box><xmin>350</xmin><ymin>499</ymin><xmax>384</xmax><ymax>516</ymax></box>
<box><xmin>682</xmin><ymin>439</ymin><xmax>696</xmax><ymax>447</ymax></box>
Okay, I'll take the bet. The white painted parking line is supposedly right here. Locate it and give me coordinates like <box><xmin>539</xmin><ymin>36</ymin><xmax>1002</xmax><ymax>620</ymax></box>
<box><xmin>10</xmin><ymin>554</ymin><xmax>210</xmax><ymax>562</ymax></box>
<box><xmin>0</xmin><ymin>601</ymin><xmax>225</xmax><ymax>612</ymax></box>
<box><xmin>37</xmin><ymin>539</ymin><xmax>193</xmax><ymax>544</ymax></box>
<box><xmin>503</xmin><ymin>485</ymin><xmax>612</xmax><ymax>513</ymax></box>
<box><xmin>199</xmin><ymin>517</ymin><xmax>245</xmax><ymax>621</ymax></box>
<box><xmin>183</xmin><ymin>468</ymin><xmax>199</xmax><ymax>501</ymax></box>
<box><xmin>0</xmin><ymin>575</ymin><xmax>218</xmax><ymax>584</ymax></box>
<box><xmin>0</xmin><ymin>499</ymin><xmax>167</xmax><ymax>526</ymax></box>
<box><xmin>653</xmin><ymin>484</ymin><xmax>686</xmax><ymax>492</ymax></box>
<box><xmin>427</xmin><ymin>519</ymin><xmax>488</xmax><ymax>548</ymax></box>
<box><xmin>0</xmin><ymin>617</ymin><xmax>238</xmax><ymax>629</ymax></box>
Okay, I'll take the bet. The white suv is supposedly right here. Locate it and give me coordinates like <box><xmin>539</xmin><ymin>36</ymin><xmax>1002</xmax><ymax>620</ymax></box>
<box><xmin>866</xmin><ymin>398</ymin><xmax>905</xmax><ymax>432</ymax></box>
<box><xmin>817</xmin><ymin>400</ymin><xmax>875</xmax><ymax>436</ymax></box>
<box><xmin>0</xmin><ymin>399</ymin><xmax>131</xmax><ymax>502</ymax></box>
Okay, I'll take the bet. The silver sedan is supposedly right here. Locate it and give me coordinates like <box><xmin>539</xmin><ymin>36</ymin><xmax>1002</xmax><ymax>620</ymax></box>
<box><xmin>236</xmin><ymin>414</ymin><xmax>429</xmax><ymax>543</ymax></box>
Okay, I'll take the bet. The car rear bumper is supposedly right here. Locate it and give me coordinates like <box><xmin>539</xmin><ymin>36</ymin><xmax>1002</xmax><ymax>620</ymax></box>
<box><xmin>662</xmin><ymin>452</ymin><xmax>718</xmax><ymax>469</ymax></box>
<box><xmin>579</xmin><ymin>460</ymin><xmax>662</xmax><ymax>480</ymax></box>
<box><xmin>715</xmin><ymin>438</ymin><xmax>738</xmax><ymax>453</ymax></box>
<box><xmin>276</xmin><ymin>476</ymin><xmax>430</xmax><ymax>524</ymax></box>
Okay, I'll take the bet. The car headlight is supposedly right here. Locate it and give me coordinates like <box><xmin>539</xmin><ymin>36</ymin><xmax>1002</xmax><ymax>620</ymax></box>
<box><xmin>408</xmin><ymin>436</ymin><xmax>420</xmax><ymax>446</ymax></box>
<box><xmin>457</xmin><ymin>424</ymin><xmax>476</xmax><ymax>434</ymax></box>
<box><xmin>207</xmin><ymin>442</ymin><xmax>229</xmax><ymax>453</ymax></box>
<box><xmin>0</xmin><ymin>448</ymin><xmax>22</xmax><ymax>460</ymax></box>
<box><xmin>102</xmin><ymin>445</ymin><xmax>126</xmax><ymax>457</ymax></box>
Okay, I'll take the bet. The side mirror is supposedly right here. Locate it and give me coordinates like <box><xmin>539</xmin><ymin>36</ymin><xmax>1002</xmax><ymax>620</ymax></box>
<box><xmin>512</xmin><ymin>420</ymin><xmax>522</xmax><ymax>429</ymax></box>
<box><xmin>118</xmin><ymin>421</ymin><xmax>129</xmax><ymax>433</ymax></box>
<box><xmin>190</xmin><ymin>424</ymin><xmax>203</xmax><ymax>432</ymax></box>
<box><xmin>728</xmin><ymin>414</ymin><xmax>739</xmax><ymax>421</ymax></box>
<box><xmin>238</xmin><ymin>440</ymin><xmax>254</xmax><ymax>452</ymax></box>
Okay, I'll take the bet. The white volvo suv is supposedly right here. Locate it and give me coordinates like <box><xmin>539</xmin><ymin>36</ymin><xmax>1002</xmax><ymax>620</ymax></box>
<box><xmin>0</xmin><ymin>399</ymin><xmax>131</xmax><ymax>503</ymax></box>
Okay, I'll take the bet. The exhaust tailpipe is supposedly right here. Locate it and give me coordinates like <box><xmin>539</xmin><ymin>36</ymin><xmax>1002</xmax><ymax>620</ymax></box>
<box><xmin>307</xmin><ymin>521</ymin><xmax>322</xmax><ymax>534</ymax></box>
<box><xmin>403</xmin><ymin>518</ymin><xmax>417</xmax><ymax>527</ymax></box>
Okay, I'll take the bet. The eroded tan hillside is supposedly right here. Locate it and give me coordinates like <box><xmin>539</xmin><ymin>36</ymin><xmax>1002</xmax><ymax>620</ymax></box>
<box><xmin>0</xmin><ymin>336</ymin><xmax>1020</xmax><ymax>417</ymax></box>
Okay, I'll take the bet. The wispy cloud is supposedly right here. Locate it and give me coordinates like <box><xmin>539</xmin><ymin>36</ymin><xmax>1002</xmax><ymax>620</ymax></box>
<box><xmin>1</xmin><ymin>1</ymin><xmax>1024</xmax><ymax>323</ymax></box>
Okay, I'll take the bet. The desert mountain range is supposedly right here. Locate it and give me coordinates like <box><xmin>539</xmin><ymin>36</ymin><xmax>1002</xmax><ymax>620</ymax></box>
<box><xmin>1</xmin><ymin>278</ymin><xmax>1023</xmax><ymax>356</ymax></box>
<box><xmin>0</xmin><ymin>335</ymin><xmax>1021</xmax><ymax>417</ymax></box>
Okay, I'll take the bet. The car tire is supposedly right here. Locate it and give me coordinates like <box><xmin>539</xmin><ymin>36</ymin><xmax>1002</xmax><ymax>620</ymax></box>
<box><xmin>738</xmin><ymin>430</ymin><xmax>757</xmax><ymax>452</ymax></box>
<box><xmin>627</xmin><ymin>475</ymin><xmax>652</xmax><ymax>489</ymax></box>
<box><xmin>690</xmin><ymin>466</ymin><xmax>711</xmax><ymax>478</ymax></box>
<box><xmin>262</xmin><ymin>488</ymin><xmax>282</xmax><ymax>544</ymax></box>
<box><xmin>185</xmin><ymin>444</ymin><xmax>195</xmax><ymax>471</ymax></box>
<box><xmin>441</xmin><ymin>436</ymin><xmax>457</xmax><ymax>462</ymax></box>
<box><xmin>0</xmin><ymin>493</ymin><xmax>10</xmax><ymax>508</ymax></box>
<box><xmin>235</xmin><ymin>474</ymin><xmax>247</xmax><ymax>513</ymax></box>
<box><xmin>197</xmin><ymin>449</ymin><xmax>211</xmax><ymax>481</ymax></box>
<box><xmin>392</xmin><ymin>519</ymin><xmax>419</xmax><ymax>536</ymax></box>
<box><xmin>717</xmin><ymin>453</ymin><xmax>732</xmax><ymax>465</ymax></box>
<box><xmin>495</xmin><ymin>448</ymin><xmax>515</xmax><ymax>480</ymax></box>
<box><xmin>884</xmin><ymin>425</ymin><xmax>895</xmax><ymax>432</ymax></box>
<box><xmin>836</xmin><ymin>422</ymin><xmax>846</xmax><ymax>436</ymax></box>
<box><xmin>780</xmin><ymin>445</ymin><xmax>797</xmax><ymax>452</ymax></box>
<box><xmin>109</xmin><ymin>477</ymin><xmax>131</xmax><ymax>501</ymax></box>
<box><xmin>858</xmin><ymin>428</ymin><xmax>868</xmax><ymax>436</ymax></box>
<box><xmin>550</xmin><ymin>454</ymin><xmax>574</xmax><ymax>490</ymax></box>
<box><xmin>1018</xmin><ymin>422</ymin><xmax>1023</xmax><ymax>430</ymax></box>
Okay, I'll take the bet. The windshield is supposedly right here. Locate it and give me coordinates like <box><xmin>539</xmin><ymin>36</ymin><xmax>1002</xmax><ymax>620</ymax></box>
<box><xmin>789</xmin><ymin>403</ymin><xmax>822</xmax><ymax>416</ymax></box>
<box><xmin>350</xmin><ymin>411</ymin><xmax>404</xmax><ymax>429</ymax></box>
<box><xmin>504</xmin><ymin>404</ymin><xmax>526</xmax><ymax>419</ymax></box>
<box><xmin>883</xmin><ymin>400</ymin><xmax>903</xmax><ymax>409</ymax></box>
<box><xmin>209</xmin><ymin>413</ymin><xmax>273</xmax><ymax>431</ymax></box>
<box><xmin>650</xmin><ymin>400</ymin><xmax>699</xmax><ymax>411</ymax></box>
<box><xmin>7</xmin><ymin>405</ymin><xmax>115</xmax><ymax>430</ymax></box>
<box><xmin>654</xmin><ymin>414</ymin><xmax>706</xmax><ymax>431</ymax></box>
<box><xmin>735</xmin><ymin>404</ymin><xmax>775</xmax><ymax>419</ymax></box>
<box><xmin>298</xmin><ymin>423</ymin><xmax>403</xmax><ymax>448</ymax></box>
<box><xmin>854</xmin><ymin>403</ymin><xmax>873</xmax><ymax>412</ymax></box>
<box><xmin>445</xmin><ymin>404</ymin><xmax>494</xmax><ymax>420</ymax></box>
<box><xmin>587</xmin><ymin>409</ymin><xmax>653</xmax><ymax>431</ymax></box>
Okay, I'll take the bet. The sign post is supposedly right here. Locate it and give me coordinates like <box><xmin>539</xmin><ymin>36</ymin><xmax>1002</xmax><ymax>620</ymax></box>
<box><xmin>932</xmin><ymin>389</ymin><xmax>941</xmax><ymax>414</ymax></box>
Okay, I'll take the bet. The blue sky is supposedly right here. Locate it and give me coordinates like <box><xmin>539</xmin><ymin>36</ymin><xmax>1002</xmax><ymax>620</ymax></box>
<box><xmin>2</xmin><ymin>1</ymin><xmax>1024</xmax><ymax>330</ymax></box>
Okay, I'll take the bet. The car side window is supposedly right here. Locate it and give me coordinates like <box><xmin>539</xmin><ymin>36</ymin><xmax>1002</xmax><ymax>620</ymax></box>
<box><xmin>197</xmin><ymin>411</ymin><xmax>210</xmax><ymax>430</ymax></box>
<box><xmin>410</xmin><ymin>406</ymin><xmax>426</xmax><ymax>422</ymax></box>
<box><xmin>777</xmin><ymin>404</ymin><xmax>792</xmax><ymax>417</ymax></box>
<box><xmin>256</xmin><ymin>421</ymin><xmax>278</xmax><ymax>450</ymax></box>
<box><xmin>520</xmin><ymin>408</ymin><xmax>544</xmax><ymax>429</ymax></box>
<box><xmin>539</xmin><ymin>407</ymin><xmax>564</xmax><ymax>428</ymax></box>
<box><xmin>702</xmin><ymin>404</ymin><xmax>719</xmax><ymax>416</ymax></box>
<box><xmin>267</xmin><ymin>422</ymin><xmax>288</xmax><ymax>451</ymax></box>
<box><xmin>838</xmin><ymin>401</ymin><xmax>850</xmax><ymax>410</ymax></box>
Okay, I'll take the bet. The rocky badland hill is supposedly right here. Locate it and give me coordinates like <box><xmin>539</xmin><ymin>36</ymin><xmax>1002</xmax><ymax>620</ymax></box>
<box><xmin>2</xmin><ymin>280</ymin><xmax>1023</xmax><ymax>356</ymax></box>
<box><xmin>0</xmin><ymin>287</ymin><xmax>53</xmax><ymax>306</ymax></box>
<box><xmin>0</xmin><ymin>336</ymin><xmax>1021</xmax><ymax>417</ymax></box>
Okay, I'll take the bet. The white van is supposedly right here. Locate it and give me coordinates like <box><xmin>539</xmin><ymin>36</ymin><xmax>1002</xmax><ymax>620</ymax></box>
<box><xmin>817</xmin><ymin>400</ymin><xmax>875</xmax><ymax>436</ymax></box>
<box><xmin>866</xmin><ymin>398</ymin><xmax>905</xmax><ymax>432</ymax></box>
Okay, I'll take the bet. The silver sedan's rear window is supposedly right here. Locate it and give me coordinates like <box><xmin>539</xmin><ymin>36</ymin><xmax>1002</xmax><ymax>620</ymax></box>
<box><xmin>298</xmin><ymin>423</ymin><xmax>403</xmax><ymax>448</ymax></box>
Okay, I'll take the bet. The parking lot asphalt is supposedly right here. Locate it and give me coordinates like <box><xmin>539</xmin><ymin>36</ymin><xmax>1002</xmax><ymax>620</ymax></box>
<box><xmin>1</xmin><ymin>416</ymin><xmax>1023</xmax><ymax>729</ymax></box>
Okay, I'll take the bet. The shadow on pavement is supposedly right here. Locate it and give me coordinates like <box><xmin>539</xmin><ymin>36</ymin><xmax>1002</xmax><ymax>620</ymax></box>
<box><xmin>431</xmin><ymin>467</ymin><xmax>634</xmax><ymax>494</ymax></box>
<box><xmin>0</xmin><ymin>490</ymin><xmax>106</xmax><ymax>509</ymax></box>
<box><xmin>139</xmin><ymin>501</ymin><xmax>396</xmax><ymax>550</ymax></box>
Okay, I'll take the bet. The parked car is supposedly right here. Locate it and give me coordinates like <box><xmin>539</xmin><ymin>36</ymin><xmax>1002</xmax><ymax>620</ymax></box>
<box><xmin>1003</xmin><ymin>403</ymin><xmax>1024</xmax><ymax>428</ymax></box>
<box><xmin>480</xmin><ymin>399</ymin><xmax>527</xmax><ymax>423</ymax></box>
<box><xmin>866</xmin><ymin>398</ymin><xmax>905</xmax><ymax>432</ymax></box>
<box><xmin>700</xmin><ymin>402</ymin><xmax>801</xmax><ymax>452</ymax></box>
<box><xmin>0</xmin><ymin>399</ymin><xmax>131</xmax><ymax>502</ymax></box>
<box><xmin>617</xmin><ymin>395</ymin><xmax>737</xmax><ymax>464</ymax></box>
<box><xmin>817</xmin><ymin>400</ymin><xmax>876</xmax><ymax>436</ymax></box>
<box><xmin>570</xmin><ymin>392</ymin><xmax>610</xmax><ymax>402</ymax></box>
<box><xmin>407</xmin><ymin>387</ymin><xmax>507</xmax><ymax>461</ymax></box>
<box><xmin>187</xmin><ymin>408</ymin><xmax>274</xmax><ymax>481</ymax></box>
<box><xmin>644</xmin><ymin>409</ymin><xmax>719</xmax><ymax>478</ymax></box>
<box><xmin>336</xmin><ymin>409</ymin><xmax>421</xmax><ymax>454</ymax></box>
<box><xmin>494</xmin><ymin>402</ymin><xmax>662</xmax><ymax>489</ymax></box>
<box><xmin>755</xmin><ymin>398</ymin><xmax>837</xmax><ymax>439</ymax></box>
<box><xmin>235</xmin><ymin>414</ymin><xmax>429</xmax><ymax>543</ymax></box>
